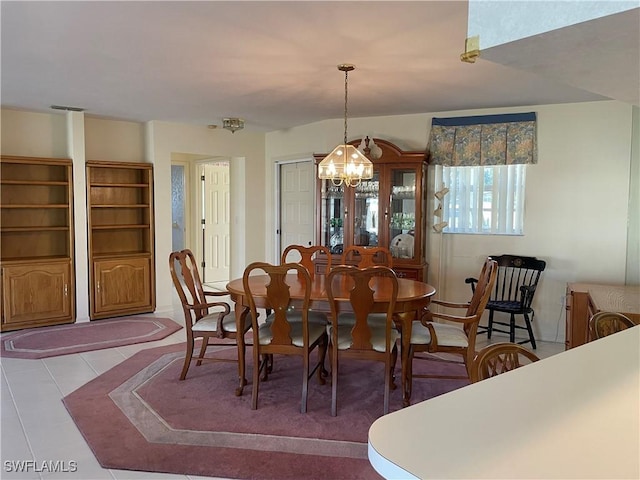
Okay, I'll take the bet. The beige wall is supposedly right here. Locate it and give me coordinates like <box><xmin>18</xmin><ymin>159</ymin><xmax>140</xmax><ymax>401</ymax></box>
<box><xmin>1</xmin><ymin>109</ymin><xmax>266</xmax><ymax>320</ymax></box>
<box><xmin>2</xmin><ymin>101</ymin><xmax>634</xmax><ymax>342</ymax></box>
<box><xmin>265</xmin><ymin>100</ymin><xmax>635</xmax><ymax>343</ymax></box>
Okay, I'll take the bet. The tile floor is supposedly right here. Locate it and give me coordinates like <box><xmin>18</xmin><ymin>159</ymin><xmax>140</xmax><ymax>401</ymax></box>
<box><xmin>1</xmin><ymin>295</ymin><xmax>565</xmax><ymax>480</ymax></box>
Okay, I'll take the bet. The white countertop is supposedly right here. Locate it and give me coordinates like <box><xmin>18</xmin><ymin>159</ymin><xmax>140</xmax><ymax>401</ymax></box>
<box><xmin>368</xmin><ymin>327</ymin><xmax>640</xmax><ymax>479</ymax></box>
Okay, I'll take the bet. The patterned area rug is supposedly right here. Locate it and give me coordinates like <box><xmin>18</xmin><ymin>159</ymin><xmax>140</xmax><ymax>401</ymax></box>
<box><xmin>0</xmin><ymin>317</ymin><xmax>182</xmax><ymax>359</ymax></box>
<box><xmin>63</xmin><ymin>342</ymin><xmax>469</xmax><ymax>479</ymax></box>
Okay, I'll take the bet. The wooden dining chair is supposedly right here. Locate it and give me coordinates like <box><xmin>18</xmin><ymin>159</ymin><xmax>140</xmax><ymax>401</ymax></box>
<box><xmin>589</xmin><ymin>311</ymin><xmax>635</xmax><ymax>341</ymax></box>
<box><xmin>169</xmin><ymin>249</ymin><xmax>251</xmax><ymax>393</ymax></box>
<box><xmin>470</xmin><ymin>342</ymin><xmax>540</xmax><ymax>383</ymax></box>
<box><xmin>467</xmin><ymin>254</ymin><xmax>546</xmax><ymax>349</ymax></box>
<box><xmin>340</xmin><ymin>246</ymin><xmax>393</xmax><ymax>268</ymax></box>
<box><xmin>404</xmin><ymin>258</ymin><xmax>498</xmax><ymax>406</ymax></box>
<box><xmin>281</xmin><ymin>244</ymin><xmax>332</xmax><ymax>277</ymax></box>
<box><xmin>326</xmin><ymin>265</ymin><xmax>400</xmax><ymax>416</ymax></box>
<box><xmin>243</xmin><ymin>262</ymin><xmax>328</xmax><ymax>413</ymax></box>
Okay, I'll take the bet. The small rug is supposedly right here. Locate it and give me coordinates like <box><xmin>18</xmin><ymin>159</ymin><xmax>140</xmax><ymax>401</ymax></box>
<box><xmin>1</xmin><ymin>317</ymin><xmax>182</xmax><ymax>359</ymax></box>
<box><xmin>63</xmin><ymin>342</ymin><xmax>468</xmax><ymax>479</ymax></box>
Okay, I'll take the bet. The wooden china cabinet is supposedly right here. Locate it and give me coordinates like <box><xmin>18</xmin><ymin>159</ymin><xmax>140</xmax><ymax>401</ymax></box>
<box><xmin>1</xmin><ymin>155</ymin><xmax>75</xmax><ymax>331</ymax></box>
<box><xmin>86</xmin><ymin>160</ymin><xmax>156</xmax><ymax>319</ymax></box>
<box><xmin>314</xmin><ymin>138</ymin><xmax>428</xmax><ymax>280</ymax></box>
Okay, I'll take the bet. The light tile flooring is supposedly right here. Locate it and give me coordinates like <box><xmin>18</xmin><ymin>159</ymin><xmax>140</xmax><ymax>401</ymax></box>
<box><xmin>1</xmin><ymin>296</ymin><xmax>565</xmax><ymax>480</ymax></box>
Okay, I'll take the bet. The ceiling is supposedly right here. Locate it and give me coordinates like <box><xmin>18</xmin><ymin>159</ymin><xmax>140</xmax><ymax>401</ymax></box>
<box><xmin>1</xmin><ymin>2</ymin><xmax>637</xmax><ymax>133</ymax></box>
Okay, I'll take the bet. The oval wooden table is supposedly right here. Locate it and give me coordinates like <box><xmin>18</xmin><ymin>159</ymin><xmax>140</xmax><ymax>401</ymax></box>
<box><xmin>227</xmin><ymin>273</ymin><xmax>436</xmax><ymax>405</ymax></box>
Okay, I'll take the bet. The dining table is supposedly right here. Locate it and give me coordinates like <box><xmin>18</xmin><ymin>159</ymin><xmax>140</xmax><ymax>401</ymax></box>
<box><xmin>226</xmin><ymin>272</ymin><xmax>436</xmax><ymax>406</ymax></box>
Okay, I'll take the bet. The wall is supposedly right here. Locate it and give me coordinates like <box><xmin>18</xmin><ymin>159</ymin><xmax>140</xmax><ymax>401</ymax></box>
<box><xmin>265</xmin><ymin>100</ymin><xmax>635</xmax><ymax>343</ymax></box>
<box><xmin>1</xmin><ymin>109</ymin><xmax>266</xmax><ymax>320</ymax></box>
<box><xmin>2</xmin><ymin>102</ymin><xmax>634</xmax><ymax>342</ymax></box>
<box><xmin>144</xmin><ymin>121</ymin><xmax>266</xmax><ymax>315</ymax></box>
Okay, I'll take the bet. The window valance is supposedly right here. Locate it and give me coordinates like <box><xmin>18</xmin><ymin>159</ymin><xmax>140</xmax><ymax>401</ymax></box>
<box><xmin>427</xmin><ymin>112</ymin><xmax>537</xmax><ymax>166</ymax></box>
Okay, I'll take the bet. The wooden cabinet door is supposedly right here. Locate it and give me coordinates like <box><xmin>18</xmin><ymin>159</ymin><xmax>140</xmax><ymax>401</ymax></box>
<box><xmin>93</xmin><ymin>257</ymin><xmax>152</xmax><ymax>316</ymax></box>
<box><xmin>1</xmin><ymin>262</ymin><xmax>72</xmax><ymax>328</ymax></box>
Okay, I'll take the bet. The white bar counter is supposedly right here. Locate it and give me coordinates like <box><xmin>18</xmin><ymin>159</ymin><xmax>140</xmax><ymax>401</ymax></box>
<box><xmin>368</xmin><ymin>327</ymin><xmax>640</xmax><ymax>479</ymax></box>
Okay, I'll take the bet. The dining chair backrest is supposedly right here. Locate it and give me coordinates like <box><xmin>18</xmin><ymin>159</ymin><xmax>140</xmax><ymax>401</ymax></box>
<box><xmin>170</xmin><ymin>248</ymin><xmax>208</xmax><ymax>320</ymax></box>
<box><xmin>243</xmin><ymin>261</ymin><xmax>312</xmax><ymax>345</ymax></box>
<box><xmin>169</xmin><ymin>249</ymin><xmax>249</xmax><ymax>386</ymax></box>
<box><xmin>242</xmin><ymin>261</ymin><xmax>328</xmax><ymax>412</ymax></box>
<box><xmin>470</xmin><ymin>342</ymin><xmax>540</xmax><ymax>383</ymax></box>
<box><xmin>281</xmin><ymin>244</ymin><xmax>331</xmax><ymax>277</ymax></box>
<box><xmin>340</xmin><ymin>245</ymin><xmax>393</xmax><ymax>269</ymax></box>
<box><xmin>326</xmin><ymin>264</ymin><xmax>400</xmax><ymax>415</ymax></box>
<box><xmin>589</xmin><ymin>311</ymin><xmax>635</xmax><ymax>340</ymax></box>
<box><xmin>403</xmin><ymin>258</ymin><xmax>498</xmax><ymax>406</ymax></box>
<box><xmin>326</xmin><ymin>265</ymin><xmax>398</xmax><ymax>351</ymax></box>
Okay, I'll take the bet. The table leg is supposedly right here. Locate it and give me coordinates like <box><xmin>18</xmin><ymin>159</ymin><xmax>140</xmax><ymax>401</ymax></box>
<box><xmin>396</xmin><ymin>312</ymin><xmax>414</xmax><ymax>407</ymax></box>
<box><xmin>235</xmin><ymin>305</ymin><xmax>250</xmax><ymax>396</ymax></box>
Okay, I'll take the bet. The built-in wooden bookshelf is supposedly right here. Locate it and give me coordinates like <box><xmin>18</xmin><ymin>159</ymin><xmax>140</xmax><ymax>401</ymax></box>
<box><xmin>86</xmin><ymin>160</ymin><xmax>155</xmax><ymax>319</ymax></box>
<box><xmin>1</xmin><ymin>155</ymin><xmax>75</xmax><ymax>331</ymax></box>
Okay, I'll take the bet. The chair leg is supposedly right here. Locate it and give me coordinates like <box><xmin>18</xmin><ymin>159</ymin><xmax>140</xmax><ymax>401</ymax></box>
<box><xmin>523</xmin><ymin>313</ymin><xmax>537</xmax><ymax>349</ymax></box>
<box><xmin>317</xmin><ymin>334</ymin><xmax>328</xmax><ymax>385</ymax></box>
<box><xmin>180</xmin><ymin>336</ymin><xmax>195</xmax><ymax>380</ymax></box>
<box><xmin>301</xmin><ymin>350</ymin><xmax>310</xmax><ymax>414</ymax></box>
<box><xmin>403</xmin><ymin>345</ymin><xmax>414</xmax><ymax>408</ymax></box>
<box><xmin>383</xmin><ymin>356</ymin><xmax>391</xmax><ymax>415</ymax></box>
<box><xmin>390</xmin><ymin>344</ymin><xmax>398</xmax><ymax>390</ymax></box>
<box><xmin>331</xmin><ymin>348</ymin><xmax>339</xmax><ymax>417</ymax></box>
<box><xmin>195</xmin><ymin>336</ymin><xmax>209</xmax><ymax>366</ymax></box>
<box><xmin>487</xmin><ymin>310</ymin><xmax>495</xmax><ymax>339</ymax></box>
<box><xmin>235</xmin><ymin>330</ymin><xmax>247</xmax><ymax>397</ymax></box>
<box><xmin>509</xmin><ymin>313</ymin><xmax>516</xmax><ymax>343</ymax></box>
<box><xmin>251</xmin><ymin>347</ymin><xmax>261</xmax><ymax>410</ymax></box>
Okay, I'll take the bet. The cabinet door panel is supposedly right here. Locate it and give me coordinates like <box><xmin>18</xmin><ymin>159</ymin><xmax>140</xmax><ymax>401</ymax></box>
<box><xmin>2</xmin><ymin>263</ymin><xmax>72</xmax><ymax>326</ymax></box>
<box><xmin>94</xmin><ymin>258</ymin><xmax>151</xmax><ymax>315</ymax></box>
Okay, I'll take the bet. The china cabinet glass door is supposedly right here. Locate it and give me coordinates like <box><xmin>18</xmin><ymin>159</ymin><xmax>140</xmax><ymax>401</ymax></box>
<box><xmin>320</xmin><ymin>181</ymin><xmax>345</xmax><ymax>254</ymax></box>
<box><xmin>352</xmin><ymin>173</ymin><xmax>380</xmax><ymax>247</ymax></box>
<box><xmin>388</xmin><ymin>168</ymin><xmax>417</xmax><ymax>261</ymax></box>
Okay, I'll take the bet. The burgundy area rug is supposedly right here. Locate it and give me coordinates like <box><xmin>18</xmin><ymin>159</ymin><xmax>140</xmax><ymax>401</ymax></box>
<box><xmin>63</xmin><ymin>342</ymin><xmax>469</xmax><ymax>480</ymax></box>
<box><xmin>1</xmin><ymin>317</ymin><xmax>182</xmax><ymax>359</ymax></box>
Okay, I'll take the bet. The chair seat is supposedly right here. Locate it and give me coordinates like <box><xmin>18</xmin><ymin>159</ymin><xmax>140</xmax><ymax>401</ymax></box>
<box><xmin>410</xmin><ymin>322</ymin><xmax>469</xmax><ymax>348</ymax></box>
<box><xmin>258</xmin><ymin>314</ymin><xmax>328</xmax><ymax>347</ymax></box>
<box><xmin>329</xmin><ymin>324</ymin><xmax>399</xmax><ymax>352</ymax></box>
<box><xmin>192</xmin><ymin>311</ymin><xmax>248</xmax><ymax>333</ymax></box>
<box><xmin>487</xmin><ymin>300</ymin><xmax>524</xmax><ymax>313</ymax></box>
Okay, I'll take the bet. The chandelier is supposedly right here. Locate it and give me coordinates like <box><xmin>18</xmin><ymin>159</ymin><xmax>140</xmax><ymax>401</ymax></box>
<box><xmin>318</xmin><ymin>64</ymin><xmax>373</xmax><ymax>187</ymax></box>
<box><xmin>222</xmin><ymin>118</ymin><xmax>244</xmax><ymax>133</ymax></box>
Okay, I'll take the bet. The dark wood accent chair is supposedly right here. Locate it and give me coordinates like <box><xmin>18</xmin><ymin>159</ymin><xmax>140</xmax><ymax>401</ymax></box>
<box><xmin>589</xmin><ymin>311</ymin><xmax>635</xmax><ymax>340</ymax></box>
<box><xmin>340</xmin><ymin>245</ymin><xmax>393</xmax><ymax>268</ymax></box>
<box><xmin>468</xmin><ymin>254</ymin><xmax>546</xmax><ymax>349</ymax></box>
<box><xmin>169</xmin><ymin>249</ymin><xmax>251</xmax><ymax>392</ymax></box>
<box><xmin>326</xmin><ymin>265</ymin><xmax>400</xmax><ymax>416</ymax></box>
<box><xmin>404</xmin><ymin>258</ymin><xmax>498</xmax><ymax>406</ymax></box>
<box><xmin>470</xmin><ymin>342</ymin><xmax>540</xmax><ymax>383</ymax></box>
<box><xmin>242</xmin><ymin>262</ymin><xmax>328</xmax><ymax>413</ymax></box>
<box><xmin>281</xmin><ymin>244</ymin><xmax>332</xmax><ymax>277</ymax></box>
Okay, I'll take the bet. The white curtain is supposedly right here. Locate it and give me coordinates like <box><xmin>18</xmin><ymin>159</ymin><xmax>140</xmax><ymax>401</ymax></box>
<box><xmin>435</xmin><ymin>164</ymin><xmax>526</xmax><ymax>235</ymax></box>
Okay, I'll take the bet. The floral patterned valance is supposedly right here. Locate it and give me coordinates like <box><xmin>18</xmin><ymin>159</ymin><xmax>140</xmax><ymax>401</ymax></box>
<box><xmin>427</xmin><ymin>112</ymin><xmax>537</xmax><ymax>166</ymax></box>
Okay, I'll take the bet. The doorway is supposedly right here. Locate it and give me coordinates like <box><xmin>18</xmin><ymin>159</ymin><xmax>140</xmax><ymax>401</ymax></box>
<box><xmin>278</xmin><ymin>160</ymin><xmax>315</xmax><ymax>258</ymax></box>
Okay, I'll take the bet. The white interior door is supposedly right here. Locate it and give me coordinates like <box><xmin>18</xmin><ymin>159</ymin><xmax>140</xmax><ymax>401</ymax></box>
<box><xmin>203</xmin><ymin>162</ymin><xmax>230</xmax><ymax>283</ymax></box>
<box><xmin>280</xmin><ymin>161</ymin><xmax>315</xmax><ymax>258</ymax></box>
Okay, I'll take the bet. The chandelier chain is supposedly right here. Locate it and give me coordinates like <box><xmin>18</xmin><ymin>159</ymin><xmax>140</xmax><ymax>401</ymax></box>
<box><xmin>343</xmin><ymin>68</ymin><xmax>348</xmax><ymax>145</ymax></box>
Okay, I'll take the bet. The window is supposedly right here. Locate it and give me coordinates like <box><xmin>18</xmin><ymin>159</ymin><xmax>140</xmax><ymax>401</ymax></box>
<box><xmin>427</xmin><ymin>112</ymin><xmax>536</xmax><ymax>235</ymax></box>
<box><xmin>435</xmin><ymin>164</ymin><xmax>526</xmax><ymax>235</ymax></box>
